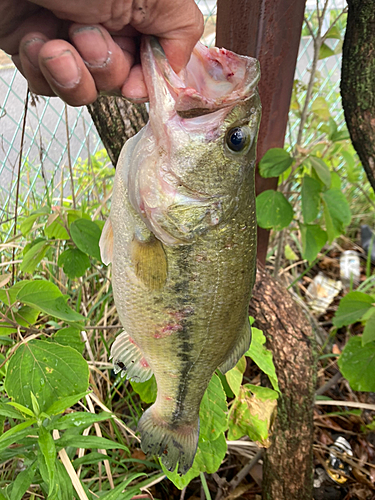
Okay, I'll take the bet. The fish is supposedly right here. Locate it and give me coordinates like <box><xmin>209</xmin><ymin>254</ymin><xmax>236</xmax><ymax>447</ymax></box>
<box><xmin>99</xmin><ymin>36</ymin><xmax>261</xmax><ymax>475</ymax></box>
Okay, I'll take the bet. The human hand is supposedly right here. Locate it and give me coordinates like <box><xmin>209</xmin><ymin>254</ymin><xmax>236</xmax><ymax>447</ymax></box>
<box><xmin>0</xmin><ymin>0</ymin><xmax>203</xmax><ymax>106</ymax></box>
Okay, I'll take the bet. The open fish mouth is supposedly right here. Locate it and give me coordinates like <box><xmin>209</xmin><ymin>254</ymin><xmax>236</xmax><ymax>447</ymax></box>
<box><xmin>141</xmin><ymin>36</ymin><xmax>260</xmax><ymax>117</ymax></box>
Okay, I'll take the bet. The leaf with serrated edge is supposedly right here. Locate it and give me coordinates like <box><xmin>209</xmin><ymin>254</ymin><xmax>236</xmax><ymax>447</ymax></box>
<box><xmin>199</xmin><ymin>374</ymin><xmax>228</xmax><ymax>441</ymax></box>
<box><xmin>246</xmin><ymin>328</ymin><xmax>279</xmax><ymax>391</ymax></box>
<box><xmin>5</xmin><ymin>341</ymin><xmax>89</xmax><ymax>412</ymax></box>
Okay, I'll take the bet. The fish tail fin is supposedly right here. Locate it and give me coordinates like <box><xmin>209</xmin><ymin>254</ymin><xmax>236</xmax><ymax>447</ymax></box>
<box><xmin>138</xmin><ymin>406</ymin><xmax>199</xmax><ymax>475</ymax></box>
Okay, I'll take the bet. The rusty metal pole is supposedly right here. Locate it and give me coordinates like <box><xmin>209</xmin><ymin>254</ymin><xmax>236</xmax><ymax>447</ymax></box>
<box><xmin>216</xmin><ymin>0</ymin><xmax>306</xmax><ymax>264</ymax></box>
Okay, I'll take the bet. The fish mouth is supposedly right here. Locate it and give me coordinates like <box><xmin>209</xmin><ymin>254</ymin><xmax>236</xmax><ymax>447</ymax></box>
<box><xmin>141</xmin><ymin>36</ymin><xmax>260</xmax><ymax>117</ymax></box>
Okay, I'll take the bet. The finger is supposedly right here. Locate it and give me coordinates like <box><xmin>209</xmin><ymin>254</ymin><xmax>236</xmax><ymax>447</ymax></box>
<box><xmin>38</xmin><ymin>39</ymin><xmax>98</xmax><ymax>106</ymax></box>
<box><xmin>130</xmin><ymin>0</ymin><xmax>204</xmax><ymax>73</ymax></box>
<box><xmin>121</xmin><ymin>63</ymin><xmax>148</xmax><ymax>101</ymax></box>
<box><xmin>69</xmin><ymin>24</ymin><xmax>135</xmax><ymax>93</ymax></box>
<box><xmin>19</xmin><ymin>33</ymin><xmax>55</xmax><ymax>96</ymax></box>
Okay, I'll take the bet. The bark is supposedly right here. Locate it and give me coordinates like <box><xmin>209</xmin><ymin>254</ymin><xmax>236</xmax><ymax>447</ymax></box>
<box><xmin>87</xmin><ymin>96</ymin><xmax>148</xmax><ymax>166</ymax></box>
<box><xmin>341</xmin><ymin>0</ymin><xmax>375</xmax><ymax>192</ymax></box>
<box><xmin>249</xmin><ymin>266</ymin><xmax>317</xmax><ymax>500</ymax></box>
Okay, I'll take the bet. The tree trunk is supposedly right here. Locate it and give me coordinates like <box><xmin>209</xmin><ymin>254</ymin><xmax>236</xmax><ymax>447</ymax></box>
<box><xmin>87</xmin><ymin>96</ymin><xmax>148</xmax><ymax>166</ymax></box>
<box><xmin>249</xmin><ymin>266</ymin><xmax>317</xmax><ymax>500</ymax></box>
<box><xmin>341</xmin><ymin>0</ymin><xmax>375</xmax><ymax>192</ymax></box>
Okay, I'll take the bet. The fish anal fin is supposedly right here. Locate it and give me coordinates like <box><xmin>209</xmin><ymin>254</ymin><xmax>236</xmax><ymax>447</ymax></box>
<box><xmin>110</xmin><ymin>331</ymin><xmax>153</xmax><ymax>383</ymax></box>
<box><xmin>99</xmin><ymin>218</ymin><xmax>114</xmax><ymax>265</ymax></box>
<box><xmin>219</xmin><ymin>320</ymin><xmax>251</xmax><ymax>374</ymax></box>
<box><xmin>131</xmin><ymin>233</ymin><xmax>167</xmax><ymax>291</ymax></box>
<box><xmin>138</xmin><ymin>406</ymin><xmax>199</xmax><ymax>475</ymax></box>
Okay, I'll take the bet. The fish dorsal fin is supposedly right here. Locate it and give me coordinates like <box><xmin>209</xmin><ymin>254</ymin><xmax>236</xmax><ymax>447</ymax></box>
<box><xmin>131</xmin><ymin>233</ymin><xmax>167</xmax><ymax>290</ymax></box>
<box><xmin>110</xmin><ymin>331</ymin><xmax>153</xmax><ymax>383</ymax></box>
<box><xmin>218</xmin><ymin>319</ymin><xmax>251</xmax><ymax>374</ymax></box>
<box><xmin>99</xmin><ymin>218</ymin><xmax>114</xmax><ymax>265</ymax></box>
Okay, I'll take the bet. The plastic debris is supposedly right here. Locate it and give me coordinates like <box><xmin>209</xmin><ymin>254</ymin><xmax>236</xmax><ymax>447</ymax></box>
<box><xmin>326</xmin><ymin>436</ymin><xmax>353</xmax><ymax>484</ymax></box>
<box><xmin>306</xmin><ymin>272</ymin><xmax>342</xmax><ymax>314</ymax></box>
<box><xmin>340</xmin><ymin>250</ymin><xmax>360</xmax><ymax>288</ymax></box>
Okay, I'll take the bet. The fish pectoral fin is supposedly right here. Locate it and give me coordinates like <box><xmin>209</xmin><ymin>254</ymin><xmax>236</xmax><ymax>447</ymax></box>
<box><xmin>110</xmin><ymin>330</ymin><xmax>153</xmax><ymax>383</ymax></box>
<box><xmin>218</xmin><ymin>319</ymin><xmax>252</xmax><ymax>374</ymax></box>
<box><xmin>138</xmin><ymin>407</ymin><xmax>199</xmax><ymax>475</ymax></box>
<box><xmin>130</xmin><ymin>233</ymin><xmax>167</xmax><ymax>290</ymax></box>
<box><xmin>99</xmin><ymin>218</ymin><xmax>114</xmax><ymax>265</ymax></box>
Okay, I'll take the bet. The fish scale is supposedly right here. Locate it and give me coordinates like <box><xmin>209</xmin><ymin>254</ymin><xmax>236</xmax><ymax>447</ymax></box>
<box><xmin>100</xmin><ymin>36</ymin><xmax>261</xmax><ymax>474</ymax></box>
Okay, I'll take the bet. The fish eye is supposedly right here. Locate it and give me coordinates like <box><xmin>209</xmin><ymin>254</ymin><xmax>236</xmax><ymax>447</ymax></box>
<box><xmin>225</xmin><ymin>126</ymin><xmax>251</xmax><ymax>153</ymax></box>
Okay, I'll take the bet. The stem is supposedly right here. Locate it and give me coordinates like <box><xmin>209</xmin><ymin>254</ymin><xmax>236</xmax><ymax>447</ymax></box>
<box><xmin>64</xmin><ymin>104</ymin><xmax>76</xmax><ymax>209</ymax></box>
<box><xmin>12</xmin><ymin>89</ymin><xmax>29</xmax><ymax>285</ymax></box>
<box><xmin>200</xmin><ymin>472</ymin><xmax>212</xmax><ymax>500</ymax></box>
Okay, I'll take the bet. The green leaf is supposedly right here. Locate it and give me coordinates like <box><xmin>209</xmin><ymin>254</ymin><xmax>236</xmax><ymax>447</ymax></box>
<box><xmin>342</xmin><ymin>150</ymin><xmax>359</xmax><ymax>183</ymax></box>
<box><xmin>55</xmin><ymin>459</ymin><xmax>73</xmax><ymax>500</ymax></box>
<box><xmin>319</xmin><ymin>43</ymin><xmax>335</xmax><ymax>60</ymax></box>
<box><xmin>45</xmin><ymin>391</ymin><xmax>90</xmax><ymax>416</ymax></box>
<box><xmin>330</xmin><ymin>171</ymin><xmax>341</xmax><ymax>189</ymax></box>
<box><xmin>362</xmin><ymin>310</ymin><xmax>375</xmax><ymax>345</ymax></box>
<box><xmin>309</xmin><ymin>156</ymin><xmax>331</xmax><ymax>188</ymax></box>
<box><xmin>10</xmin><ymin>460</ymin><xmax>37</xmax><ymax>500</ymax></box>
<box><xmin>97</xmin><ymin>473</ymin><xmax>146</xmax><ymax>500</ymax></box>
<box><xmin>228</xmin><ymin>384</ymin><xmax>278</xmax><ymax>444</ymax></box>
<box><xmin>162</xmin><ymin>433</ymin><xmax>227</xmax><ymax>489</ymax></box>
<box><xmin>50</xmin><ymin>411</ymin><xmax>113</xmax><ymax>431</ymax></box>
<box><xmin>259</xmin><ymin>148</ymin><xmax>294</xmax><ymax>178</ymax></box>
<box><xmin>70</xmin><ymin>219</ymin><xmax>102</xmax><ymax>261</ymax></box>
<box><xmin>5</xmin><ymin>340</ymin><xmax>89</xmax><ymax>412</ymax></box>
<box><xmin>300</xmin><ymin>224</ymin><xmax>327</xmax><ymax>263</ymax></box>
<box><xmin>225</xmin><ymin>356</ymin><xmax>246</xmax><ymax>397</ymax></box>
<box><xmin>52</xmin><ymin>327</ymin><xmax>84</xmax><ymax>354</ymax></box>
<box><xmin>0</xmin><ymin>281</ymin><xmax>30</xmax><ymax>306</ymax></box>
<box><xmin>7</xmin><ymin>402</ymin><xmax>35</xmax><ymax>418</ymax></box>
<box><xmin>333</xmin><ymin>292</ymin><xmax>374</xmax><ymax>328</ymax></box>
<box><xmin>20</xmin><ymin>240</ymin><xmax>50</xmax><ymax>274</ymax></box>
<box><xmin>58</xmin><ymin>248</ymin><xmax>91</xmax><ymax>279</ymax></box>
<box><xmin>256</xmin><ymin>190</ymin><xmax>294</xmax><ymax>230</ymax></box>
<box><xmin>284</xmin><ymin>244</ymin><xmax>298</xmax><ymax>261</ymax></box>
<box><xmin>301</xmin><ymin>175</ymin><xmax>322</xmax><ymax>224</ymax></box>
<box><xmin>0</xmin><ymin>403</ymin><xmax>25</xmax><ymax>420</ymax></box>
<box><xmin>0</xmin><ymin>305</ymin><xmax>41</xmax><ymax>336</ymax></box>
<box><xmin>322</xmin><ymin>188</ymin><xmax>351</xmax><ymax>243</ymax></box>
<box><xmin>16</xmin><ymin>281</ymin><xmax>84</xmax><ymax>322</ymax></box>
<box><xmin>199</xmin><ymin>374</ymin><xmax>228</xmax><ymax>441</ymax></box>
<box><xmin>0</xmin><ymin>419</ymin><xmax>37</xmax><ymax>452</ymax></box>
<box><xmin>246</xmin><ymin>328</ymin><xmax>279</xmax><ymax>391</ymax></box>
<box><xmin>38</xmin><ymin>426</ymin><xmax>56</xmax><ymax>494</ymax></box>
<box><xmin>44</xmin><ymin>214</ymin><xmax>69</xmax><ymax>240</ymax></box>
<box><xmin>56</xmin><ymin>434</ymin><xmax>129</xmax><ymax>453</ymax></box>
<box><xmin>325</xmin><ymin>25</ymin><xmax>342</xmax><ymax>40</ymax></box>
<box><xmin>338</xmin><ymin>337</ymin><xmax>375</xmax><ymax>392</ymax></box>
<box><xmin>130</xmin><ymin>376</ymin><xmax>157</xmax><ymax>404</ymax></box>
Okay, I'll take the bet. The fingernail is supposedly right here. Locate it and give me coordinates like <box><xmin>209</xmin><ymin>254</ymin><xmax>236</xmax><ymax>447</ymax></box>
<box><xmin>42</xmin><ymin>50</ymin><xmax>80</xmax><ymax>88</ymax></box>
<box><xmin>71</xmin><ymin>26</ymin><xmax>109</xmax><ymax>67</ymax></box>
<box><xmin>22</xmin><ymin>38</ymin><xmax>46</xmax><ymax>70</ymax></box>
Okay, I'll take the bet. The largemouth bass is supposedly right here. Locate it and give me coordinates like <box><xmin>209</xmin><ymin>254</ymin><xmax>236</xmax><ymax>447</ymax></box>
<box><xmin>100</xmin><ymin>36</ymin><xmax>261</xmax><ymax>474</ymax></box>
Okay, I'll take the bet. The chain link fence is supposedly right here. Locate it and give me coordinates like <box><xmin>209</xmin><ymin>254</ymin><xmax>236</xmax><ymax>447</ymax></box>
<box><xmin>0</xmin><ymin>0</ymin><xmax>346</xmax><ymax>242</ymax></box>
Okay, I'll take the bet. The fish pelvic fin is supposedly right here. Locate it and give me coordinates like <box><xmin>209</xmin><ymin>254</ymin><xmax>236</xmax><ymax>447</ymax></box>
<box><xmin>131</xmin><ymin>233</ymin><xmax>167</xmax><ymax>291</ymax></box>
<box><xmin>138</xmin><ymin>407</ymin><xmax>199</xmax><ymax>475</ymax></box>
<box><xmin>218</xmin><ymin>319</ymin><xmax>251</xmax><ymax>374</ymax></box>
<box><xmin>110</xmin><ymin>331</ymin><xmax>153</xmax><ymax>383</ymax></box>
<box><xmin>99</xmin><ymin>218</ymin><xmax>114</xmax><ymax>265</ymax></box>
